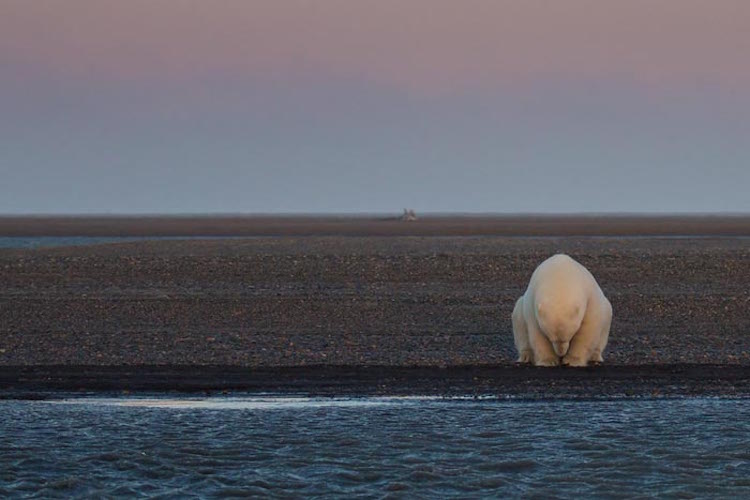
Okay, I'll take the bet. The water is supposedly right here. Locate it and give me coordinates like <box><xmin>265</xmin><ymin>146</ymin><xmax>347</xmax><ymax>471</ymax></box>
<box><xmin>0</xmin><ymin>236</ymin><xmax>171</xmax><ymax>249</ymax></box>
<box><xmin>0</xmin><ymin>236</ymin><xmax>256</xmax><ymax>249</ymax></box>
<box><xmin>4</xmin><ymin>234</ymin><xmax>749</xmax><ymax>250</ymax></box>
<box><xmin>1</xmin><ymin>397</ymin><xmax>749</xmax><ymax>498</ymax></box>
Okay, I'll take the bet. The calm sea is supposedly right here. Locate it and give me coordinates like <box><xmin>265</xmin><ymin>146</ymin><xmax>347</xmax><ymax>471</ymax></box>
<box><xmin>1</xmin><ymin>397</ymin><xmax>749</xmax><ymax>498</ymax></box>
<box><xmin>3</xmin><ymin>234</ymin><xmax>744</xmax><ymax>250</ymax></box>
<box><xmin>0</xmin><ymin>236</ymin><xmax>253</xmax><ymax>249</ymax></box>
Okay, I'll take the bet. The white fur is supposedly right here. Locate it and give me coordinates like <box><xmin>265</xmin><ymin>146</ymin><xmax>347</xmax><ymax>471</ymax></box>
<box><xmin>512</xmin><ymin>254</ymin><xmax>612</xmax><ymax>367</ymax></box>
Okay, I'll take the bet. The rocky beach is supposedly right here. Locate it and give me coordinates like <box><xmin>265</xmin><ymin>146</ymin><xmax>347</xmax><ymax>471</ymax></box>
<box><xmin>1</xmin><ymin>216</ymin><xmax>749</xmax><ymax>397</ymax></box>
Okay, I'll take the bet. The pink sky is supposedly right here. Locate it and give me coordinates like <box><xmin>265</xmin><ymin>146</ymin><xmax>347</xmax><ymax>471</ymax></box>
<box><xmin>2</xmin><ymin>1</ymin><xmax>749</xmax><ymax>213</ymax></box>
<box><xmin>3</xmin><ymin>0</ymin><xmax>749</xmax><ymax>94</ymax></box>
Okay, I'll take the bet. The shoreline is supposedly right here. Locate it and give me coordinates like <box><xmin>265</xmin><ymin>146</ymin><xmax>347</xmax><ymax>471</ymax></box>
<box><xmin>3</xmin><ymin>364</ymin><xmax>750</xmax><ymax>399</ymax></box>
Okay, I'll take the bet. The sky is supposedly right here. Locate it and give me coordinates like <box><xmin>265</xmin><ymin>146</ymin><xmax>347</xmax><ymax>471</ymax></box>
<box><xmin>1</xmin><ymin>0</ymin><xmax>749</xmax><ymax>214</ymax></box>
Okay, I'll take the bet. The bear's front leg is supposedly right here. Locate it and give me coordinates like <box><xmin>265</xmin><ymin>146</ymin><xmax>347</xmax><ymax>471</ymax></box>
<box><xmin>563</xmin><ymin>312</ymin><xmax>601</xmax><ymax>367</ymax></box>
<box><xmin>528</xmin><ymin>326</ymin><xmax>559</xmax><ymax>367</ymax></box>
<box><xmin>562</xmin><ymin>337</ymin><xmax>592</xmax><ymax>367</ymax></box>
<box><xmin>561</xmin><ymin>353</ymin><xmax>589</xmax><ymax>367</ymax></box>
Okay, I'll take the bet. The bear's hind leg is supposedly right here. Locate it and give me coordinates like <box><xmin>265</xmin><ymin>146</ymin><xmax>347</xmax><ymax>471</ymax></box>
<box><xmin>589</xmin><ymin>298</ymin><xmax>612</xmax><ymax>365</ymax></box>
<box><xmin>512</xmin><ymin>297</ymin><xmax>533</xmax><ymax>363</ymax></box>
<box><xmin>593</xmin><ymin>301</ymin><xmax>612</xmax><ymax>364</ymax></box>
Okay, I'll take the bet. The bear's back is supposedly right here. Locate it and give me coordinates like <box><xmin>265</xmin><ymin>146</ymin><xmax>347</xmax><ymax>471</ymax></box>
<box><xmin>529</xmin><ymin>254</ymin><xmax>592</xmax><ymax>291</ymax></box>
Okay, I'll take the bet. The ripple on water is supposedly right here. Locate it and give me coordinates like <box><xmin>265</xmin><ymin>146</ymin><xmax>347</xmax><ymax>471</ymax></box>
<box><xmin>1</xmin><ymin>397</ymin><xmax>750</xmax><ymax>497</ymax></box>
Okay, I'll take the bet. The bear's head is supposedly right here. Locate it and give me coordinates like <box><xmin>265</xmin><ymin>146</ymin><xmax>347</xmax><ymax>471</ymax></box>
<box><xmin>535</xmin><ymin>298</ymin><xmax>585</xmax><ymax>357</ymax></box>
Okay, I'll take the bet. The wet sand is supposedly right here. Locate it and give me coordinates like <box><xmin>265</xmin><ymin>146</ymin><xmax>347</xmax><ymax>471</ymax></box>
<box><xmin>2</xmin><ymin>365</ymin><xmax>750</xmax><ymax>399</ymax></box>
<box><xmin>1</xmin><ymin>216</ymin><xmax>749</xmax><ymax>397</ymax></box>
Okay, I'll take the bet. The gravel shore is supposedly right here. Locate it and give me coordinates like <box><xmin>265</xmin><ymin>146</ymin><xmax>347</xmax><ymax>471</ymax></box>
<box><xmin>2</xmin><ymin>235</ymin><xmax>749</xmax><ymax>367</ymax></box>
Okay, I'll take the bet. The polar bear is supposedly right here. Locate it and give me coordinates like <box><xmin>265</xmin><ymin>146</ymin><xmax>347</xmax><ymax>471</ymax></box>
<box><xmin>512</xmin><ymin>254</ymin><xmax>612</xmax><ymax>367</ymax></box>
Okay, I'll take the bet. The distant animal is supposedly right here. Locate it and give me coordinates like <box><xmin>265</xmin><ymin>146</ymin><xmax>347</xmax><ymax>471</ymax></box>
<box><xmin>512</xmin><ymin>254</ymin><xmax>612</xmax><ymax>367</ymax></box>
<box><xmin>401</xmin><ymin>209</ymin><xmax>417</xmax><ymax>221</ymax></box>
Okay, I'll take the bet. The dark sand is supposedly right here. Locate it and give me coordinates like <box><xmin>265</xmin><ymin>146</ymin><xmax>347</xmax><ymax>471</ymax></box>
<box><xmin>1</xmin><ymin>216</ymin><xmax>749</xmax><ymax>397</ymax></box>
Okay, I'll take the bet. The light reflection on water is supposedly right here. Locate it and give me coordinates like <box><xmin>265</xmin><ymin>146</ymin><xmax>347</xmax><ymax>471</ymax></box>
<box><xmin>1</xmin><ymin>397</ymin><xmax>750</xmax><ymax>497</ymax></box>
<box><xmin>51</xmin><ymin>395</ymin><xmax>443</xmax><ymax>410</ymax></box>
